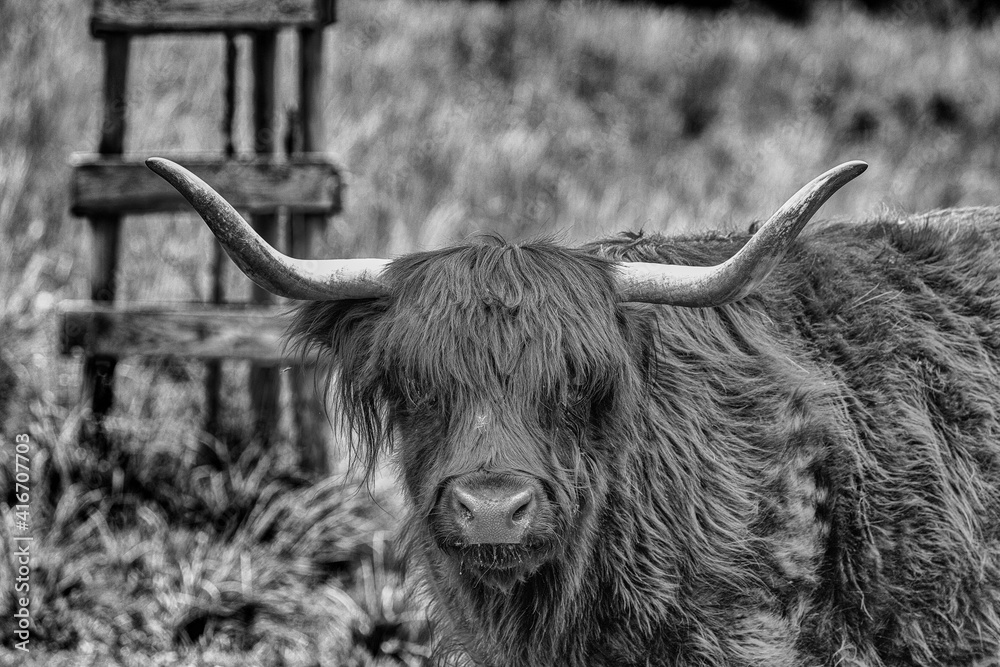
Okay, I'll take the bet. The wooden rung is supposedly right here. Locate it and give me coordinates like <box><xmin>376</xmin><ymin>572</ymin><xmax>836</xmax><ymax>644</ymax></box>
<box><xmin>92</xmin><ymin>0</ymin><xmax>335</xmax><ymax>35</ymax></box>
<box><xmin>71</xmin><ymin>155</ymin><xmax>342</xmax><ymax>216</ymax></box>
<box><xmin>60</xmin><ymin>301</ymin><xmax>322</xmax><ymax>363</ymax></box>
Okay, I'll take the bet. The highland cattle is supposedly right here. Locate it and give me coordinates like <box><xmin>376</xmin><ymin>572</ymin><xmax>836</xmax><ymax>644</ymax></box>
<box><xmin>149</xmin><ymin>157</ymin><xmax>1000</xmax><ymax>666</ymax></box>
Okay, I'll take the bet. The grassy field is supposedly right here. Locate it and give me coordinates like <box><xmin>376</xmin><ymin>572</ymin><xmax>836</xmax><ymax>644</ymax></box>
<box><xmin>2</xmin><ymin>0</ymin><xmax>1000</xmax><ymax>664</ymax></box>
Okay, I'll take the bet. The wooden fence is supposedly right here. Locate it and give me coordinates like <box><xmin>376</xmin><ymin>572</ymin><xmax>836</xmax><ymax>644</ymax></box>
<box><xmin>60</xmin><ymin>0</ymin><xmax>340</xmax><ymax>476</ymax></box>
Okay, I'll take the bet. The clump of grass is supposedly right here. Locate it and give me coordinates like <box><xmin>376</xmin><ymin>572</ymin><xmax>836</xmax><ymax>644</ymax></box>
<box><xmin>0</xmin><ymin>397</ymin><xmax>419</xmax><ymax>665</ymax></box>
<box><xmin>327</xmin><ymin>533</ymin><xmax>431</xmax><ymax>667</ymax></box>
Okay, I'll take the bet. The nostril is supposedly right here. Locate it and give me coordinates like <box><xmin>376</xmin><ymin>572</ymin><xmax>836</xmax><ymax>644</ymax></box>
<box><xmin>506</xmin><ymin>487</ymin><xmax>535</xmax><ymax>522</ymax></box>
<box><xmin>510</xmin><ymin>496</ymin><xmax>533</xmax><ymax>522</ymax></box>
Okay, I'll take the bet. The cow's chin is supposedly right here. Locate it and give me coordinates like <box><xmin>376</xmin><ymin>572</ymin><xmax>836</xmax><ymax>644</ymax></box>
<box><xmin>451</xmin><ymin>544</ymin><xmax>549</xmax><ymax>593</ymax></box>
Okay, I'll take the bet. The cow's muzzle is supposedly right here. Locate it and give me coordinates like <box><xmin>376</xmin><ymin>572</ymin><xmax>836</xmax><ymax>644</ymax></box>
<box><xmin>432</xmin><ymin>473</ymin><xmax>562</xmax><ymax>590</ymax></box>
<box><xmin>443</xmin><ymin>473</ymin><xmax>546</xmax><ymax>546</ymax></box>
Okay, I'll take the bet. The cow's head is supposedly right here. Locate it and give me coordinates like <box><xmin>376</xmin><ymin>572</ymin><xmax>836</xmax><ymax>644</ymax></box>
<box><xmin>146</xmin><ymin>157</ymin><xmax>865</xmax><ymax>592</ymax></box>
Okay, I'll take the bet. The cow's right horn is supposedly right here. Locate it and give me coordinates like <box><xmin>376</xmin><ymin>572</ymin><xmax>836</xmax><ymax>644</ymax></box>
<box><xmin>614</xmin><ymin>160</ymin><xmax>867</xmax><ymax>306</ymax></box>
<box><xmin>146</xmin><ymin>158</ymin><xmax>390</xmax><ymax>300</ymax></box>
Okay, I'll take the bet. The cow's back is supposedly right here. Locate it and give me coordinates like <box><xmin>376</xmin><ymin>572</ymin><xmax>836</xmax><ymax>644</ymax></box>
<box><xmin>787</xmin><ymin>208</ymin><xmax>1000</xmax><ymax>663</ymax></box>
<box><xmin>587</xmin><ymin>208</ymin><xmax>1000</xmax><ymax>664</ymax></box>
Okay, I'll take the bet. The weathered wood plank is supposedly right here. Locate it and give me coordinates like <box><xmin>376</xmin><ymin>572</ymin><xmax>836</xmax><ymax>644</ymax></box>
<box><xmin>98</xmin><ymin>35</ymin><xmax>130</xmax><ymax>156</ymax></box>
<box><xmin>91</xmin><ymin>0</ymin><xmax>336</xmax><ymax>35</ymax></box>
<box><xmin>59</xmin><ymin>302</ymin><xmax>318</xmax><ymax>363</ymax></box>
<box><xmin>292</xmin><ymin>25</ymin><xmax>332</xmax><ymax>475</ymax></box>
<box><xmin>86</xmin><ymin>33</ymin><xmax>130</xmax><ymax>432</ymax></box>
<box><xmin>298</xmin><ymin>26</ymin><xmax>325</xmax><ymax>154</ymax></box>
<box><xmin>86</xmin><ymin>214</ymin><xmax>120</xmax><ymax>421</ymax></box>
<box><xmin>71</xmin><ymin>155</ymin><xmax>342</xmax><ymax>215</ymax></box>
<box><xmin>249</xmin><ymin>29</ymin><xmax>282</xmax><ymax>445</ymax></box>
<box><xmin>205</xmin><ymin>31</ymin><xmax>240</xmax><ymax>436</ymax></box>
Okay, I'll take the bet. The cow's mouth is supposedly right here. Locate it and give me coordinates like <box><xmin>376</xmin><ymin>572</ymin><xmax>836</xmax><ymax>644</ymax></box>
<box><xmin>462</xmin><ymin>543</ymin><xmax>536</xmax><ymax>570</ymax></box>
<box><xmin>453</xmin><ymin>544</ymin><xmax>547</xmax><ymax>591</ymax></box>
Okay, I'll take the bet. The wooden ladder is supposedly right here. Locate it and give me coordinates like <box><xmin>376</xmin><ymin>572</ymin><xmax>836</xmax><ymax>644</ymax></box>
<box><xmin>60</xmin><ymin>0</ymin><xmax>339</xmax><ymax>475</ymax></box>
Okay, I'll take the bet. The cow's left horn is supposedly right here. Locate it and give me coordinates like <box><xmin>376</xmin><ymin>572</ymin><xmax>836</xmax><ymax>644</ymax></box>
<box><xmin>146</xmin><ymin>158</ymin><xmax>390</xmax><ymax>300</ymax></box>
<box><xmin>615</xmin><ymin>160</ymin><xmax>868</xmax><ymax>306</ymax></box>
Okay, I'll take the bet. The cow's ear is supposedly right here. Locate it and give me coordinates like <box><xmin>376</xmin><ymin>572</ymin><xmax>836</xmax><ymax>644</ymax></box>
<box><xmin>290</xmin><ymin>299</ymin><xmax>386</xmax><ymax>359</ymax></box>
<box><xmin>289</xmin><ymin>299</ymin><xmax>393</xmax><ymax>477</ymax></box>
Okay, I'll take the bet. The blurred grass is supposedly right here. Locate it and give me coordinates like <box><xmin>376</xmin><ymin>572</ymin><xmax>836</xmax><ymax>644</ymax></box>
<box><xmin>2</xmin><ymin>0</ymin><xmax>1000</xmax><ymax>664</ymax></box>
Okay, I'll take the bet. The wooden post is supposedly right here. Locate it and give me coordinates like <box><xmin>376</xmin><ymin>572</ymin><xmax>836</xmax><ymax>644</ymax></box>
<box><xmin>248</xmin><ymin>29</ymin><xmax>281</xmax><ymax>445</ymax></box>
<box><xmin>222</xmin><ymin>32</ymin><xmax>238</xmax><ymax>160</ymax></box>
<box><xmin>84</xmin><ymin>33</ymin><xmax>129</xmax><ymax>448</ymax></box>
<box><xmin>287</xmin><ymin>25</ymin><xmax>332</xmax><ymax>476</ymax></box>
<box><xmin>297</xmin><ymin>26</ymin><xmax>325</xmax><ymax>154</ymax></box>
<box><xmin>204</xmin><ymin>31</ymin><xmax>239</xmax><ymax>437</ymax></box>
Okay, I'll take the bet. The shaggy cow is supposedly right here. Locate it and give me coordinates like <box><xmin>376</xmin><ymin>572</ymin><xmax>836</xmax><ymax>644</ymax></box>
<box><xmin>148</xmin><ymin>157</ymin><xmax>1000</xmax><ymax>666</ymax></box>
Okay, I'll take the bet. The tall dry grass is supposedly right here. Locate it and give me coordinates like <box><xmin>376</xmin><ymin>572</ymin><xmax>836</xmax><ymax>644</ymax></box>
<box><xmin>2</xmin><ymin>0</ymin><xmax>1000</xmax><ymax>664</ymax></box>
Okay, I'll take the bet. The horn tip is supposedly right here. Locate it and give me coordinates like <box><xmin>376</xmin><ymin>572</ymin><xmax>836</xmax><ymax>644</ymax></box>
<box><xmin>842</xmin><ymin>159</ymin><xmax>868</xmax><ymax>175</ymax></box>
<box><xmin>145</xmin><ymin>157</ymin><xmax>194</xmax><ymax>188</ymax></box>
<box><xmin>145</xmin><ymin>156</ymin><xmax>171</xmax><ymax>175</ymax></box>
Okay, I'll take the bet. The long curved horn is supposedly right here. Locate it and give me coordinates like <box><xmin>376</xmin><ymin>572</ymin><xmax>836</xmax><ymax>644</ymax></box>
<box><xmin>615</xmin><ymin>160</ymin><xmax>868</xmax><ymax>306</ymax></box>
<box><xmin>146</xmin><ymin>158</ymin><xmax>390</xmax><ymax>300</ymax></box>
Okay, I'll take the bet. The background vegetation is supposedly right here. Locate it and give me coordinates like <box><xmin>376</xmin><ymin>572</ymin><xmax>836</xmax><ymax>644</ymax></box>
<box><xmin>641</xmin><ymin>0</ymin><xmax>997</xmax><ymax>24</ymax></box>
<box><xmin>2</xmin><ymin>0</ymin><xmax>999</xmax><ymax>664</ymax></box>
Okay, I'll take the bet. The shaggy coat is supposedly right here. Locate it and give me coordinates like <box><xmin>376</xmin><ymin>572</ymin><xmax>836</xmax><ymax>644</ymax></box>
<box><xmin>293</xmin><ymin>207</ymin><xmax>1000</xmax><ymax>666</ymax></box>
